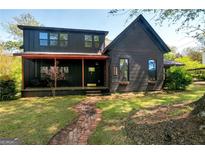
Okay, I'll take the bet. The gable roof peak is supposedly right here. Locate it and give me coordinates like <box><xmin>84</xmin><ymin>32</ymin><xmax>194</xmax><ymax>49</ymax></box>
<box><xmin>104</xmin><ymin>14</ymin><xmax>170</xmax><ymax>53</ymax></box>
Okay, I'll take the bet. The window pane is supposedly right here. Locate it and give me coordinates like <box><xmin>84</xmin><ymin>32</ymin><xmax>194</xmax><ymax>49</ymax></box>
<box><xmin>113</xmin><ymin>66</ymin><xmax>118</xmax><ymax>76</ymax></box>
<box><xmin>85</xmin><ymin>35</ymin><xmax>92</xmax><ymax>41</ymax></box>
<box><xmin>63</xmin><ymin>67</ymin><xmax>69</xmax><ymax>73</ymax></box>
<box><xmin>40</xmin><ymin>40</ymin><xmax>48</xmax><ymax>46</ymax></box>
<box><xmin>119</xmin><ymin>58</ymin><xmax>129</xmax><ymax>81</ymax></box>
<box><xmin>148</xmin><ymin>59</ymin><xmax>157</xmax><ymax>81</ymax></box>
<box><xmin>94</xmin><ymin>35</ymin><xmax>99</xmax><ymax>41</ymax></box>
<box><xmin>40</xmin><ymin>66</ymin><xmax>48</xmax><ymax>79</ymax></box>
<box><xmin>50</xmin><ymin>33</ymin><xmax>58</xmax><ymax>40</ymax></box>
<box><xmin>50</xmin><ymin>40</ymin><xmax>58</xmax><ymax>46</ymax></box>
<box><xmin>88</xmin><ymin>67</ymin><xmax>95</xmax><ymax>72</ymax></box>
<box><xmin>94</xmin><ymin>36</ymin><xmax>100</xmax><ymax>48</ymax></box>
<box><xmin>39</xmin><ymin>32</ymin><xmax>48</xmax><ymax>39</ymax></box>
<box><xmin>148</xmin><ymin>60</ymin><xmax>156</xmax><ymax>71</ymax></box>
<box><xmin>60</xmin><ymin>33</ymin><xmax>68</xmax><ymax>41</ymax></box>
<box><xmin>85</xmin><ymin>41</ymin><xmax>92</xmax><ymax>47</ymax></box>
<box><xmin>60</xmin><ymin>40</ymin><xmax>68</xmax><ymax>47</ymax></box>
<box><xmin>85</xmin><ymin>35</ymin><xmax>92</xmax><ymax>47</ymax></box>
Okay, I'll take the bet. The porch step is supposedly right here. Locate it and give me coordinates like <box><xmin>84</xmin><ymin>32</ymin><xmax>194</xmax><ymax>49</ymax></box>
<box><xmin>86</xmin><ymin>90</ymin><xmax>102</xmax><ymax>96</ymax></box>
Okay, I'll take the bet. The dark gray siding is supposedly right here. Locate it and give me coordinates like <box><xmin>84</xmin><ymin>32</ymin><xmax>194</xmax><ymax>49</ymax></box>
<box><xmin>23</xmin><ymin>29</ymin><xmax>105</xmax><ymax>53</ymax></box>
<box><xmin>108</xmin><ymin>22</ymin><xmax>164</xmax><ymax>92</ymax></box>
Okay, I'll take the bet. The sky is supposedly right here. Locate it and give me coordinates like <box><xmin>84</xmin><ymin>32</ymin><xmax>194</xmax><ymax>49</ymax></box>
<box><xmin>0</xmin><ymin>9</ymin><xmax>199</xmax><ymax>53</ymax></box>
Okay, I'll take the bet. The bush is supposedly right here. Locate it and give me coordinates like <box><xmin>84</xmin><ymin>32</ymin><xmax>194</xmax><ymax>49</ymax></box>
<box><xmin>164</xmin><ymin>67</ymin><xmax>192</xmax><ymax>90</ymax></box>
<box><xmin>0</xmin><ymin>53</ymin><xmax>21</xmax><ymax>91</ymax></box>
<box><xmin>0</xmin><ymin>79</ymin><xmax>17</xmax><ymax>101</ymax></box>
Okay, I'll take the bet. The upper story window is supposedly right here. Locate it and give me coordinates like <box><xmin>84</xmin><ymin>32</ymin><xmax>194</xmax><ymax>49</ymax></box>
<box><xmin>84</xmin><ymin>35</ymin><xmax>92</xmax><ymax>48</ymax></box>
<box><xmin>148</xmin><ymin>59</ymin><xmax>157</xmax><ymax>81</ymax></box>
<box><xmin>49</xmin><ymin>33</ymin><xmax>58</xmax><ymax>46</ymax></box>
<box><xmin>60</xmin><ymin>33</ymin><xmax>68</xmax><ymax>47</ymax></box>
<box><xmin>39</xmin><ymin>32</ymin><xmax>48</xmax><ymax>46</ymax></box>
<box><xmin>94</xmin><ymin>35</ymin><xmax>99</xmax><ymax>48</ymax></box>
<box><xmin>119</xmin><ymin>58</ymin><xmax>129</xmax><ymax>81</ymax></box>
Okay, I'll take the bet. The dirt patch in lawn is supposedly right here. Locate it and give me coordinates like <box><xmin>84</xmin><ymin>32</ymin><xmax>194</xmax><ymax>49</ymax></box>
<box><xmin>125</xmin><ymin>95</ymin><xmax>205</xmax><ymax>144</ymax></box>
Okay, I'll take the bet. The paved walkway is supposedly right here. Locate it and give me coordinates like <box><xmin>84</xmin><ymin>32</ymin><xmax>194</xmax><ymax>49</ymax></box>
<box><xmin>48</xmin><ymin>97</ymin><xmax>101</xmax><ymax>145</ymax></box>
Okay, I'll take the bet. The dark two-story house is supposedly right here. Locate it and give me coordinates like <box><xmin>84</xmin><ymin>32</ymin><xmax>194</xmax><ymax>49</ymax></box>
<box><xmin>14</xmin><ymin>15</ymin><xmax>170</xmax><ymax>97</ymax></box>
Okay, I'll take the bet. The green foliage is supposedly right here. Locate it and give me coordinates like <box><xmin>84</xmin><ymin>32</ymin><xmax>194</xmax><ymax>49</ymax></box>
<box><xmin>165</xmin><ymin>67</ymin><xmax>192</xmax><ymax>90</ymax></box>
<box><xmin>175</xmin><ymin>56</ymin><xmax>205</xmax><ymax>70</ymax></box>
<box><xmin>183</xmin><ymin>47</ymin><xmax>202</xmax><ymax>63</ymax></box>
<box><xmin>188</xmin><ymin>69</ymin><xmax>205</xmax><ymax>81</ymax></box>
<box><xmin>164</xmin><ymin>52</ymin><xmax>177</xmax><ymax>61</ymax></box>
<box><xmin>0</xmin><ymin>52</ymin><xmax>21</xmax><ymax>91</ymax></box>
<box><xmin>164</xmin><ymin>46</ymin><xmax>178</xmax><ymax>61</ymax></box>
<box><xmin>0</xmin><ymin>40</ymin><xmax>22</xmax><ymax>51</ymax></box>
<box><xmin>0</xmin><ymin>80</ymin><xmax>17</xmax><ymax>101</ymax></box>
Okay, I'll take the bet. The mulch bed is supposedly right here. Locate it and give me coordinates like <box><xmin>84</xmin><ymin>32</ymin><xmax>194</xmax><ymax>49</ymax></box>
<box><xmin>125</xmin><ymin>94</ymin><xmax>205</xmax><ymax>145</ymax></box>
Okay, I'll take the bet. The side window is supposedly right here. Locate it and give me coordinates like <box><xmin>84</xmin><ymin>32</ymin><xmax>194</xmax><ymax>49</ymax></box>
<box><xmin>49</xmin><ymin>33</ymin><xmax>58</xmax><ymax>46</ymax></box>
<box><xmin>113</xmin><ymin>66</ymin><xmax>118</xmax><ymax>76</ymax></box>
<box><xmin>60</xmin><ymin>33</ymin><xmax>68</xmax><ymax>47</ymax></box>
<box><xmin>94</xmin><ymin>35</ymin><xmax>99</xmax><ymax>48</ymax></box>
<box><xmin>40</xmin><ymin>66</ymin><xmax>49</xmax><ymax>79</ymax></box>
<box><xmin>148</xmin><ymin>59</ymin><xmax>157</xmax><ymax>81</ymax></box>
<box><xmin>84</xmin><ymin>35</ymin><xmax>92</xmax><ymax>48</ymax></box>
<box><xmin>119</xmin><ymin>58</ymin><xmax>129</xmax><ymax>81</ymax></box>
<box><xmin>39</xmin><ymin>32</ymin><xmax>48</xmax><ymax>46</ymax></box>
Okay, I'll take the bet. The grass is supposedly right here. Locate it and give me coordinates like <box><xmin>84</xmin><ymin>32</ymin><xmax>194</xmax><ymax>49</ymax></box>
<box><xmin>88</xmin><ymin>84</ymin><xmax>205</xmax><ymax>144</ymax></box>
<box><xmin>167</xmin><ymin>106</ymin><xmax>192</xmax><ymax>117</ymax></box>
<box><xmin>0</xmin><ymin>95</ymin><xmax>84</xmax><ymax>144</ymax></box>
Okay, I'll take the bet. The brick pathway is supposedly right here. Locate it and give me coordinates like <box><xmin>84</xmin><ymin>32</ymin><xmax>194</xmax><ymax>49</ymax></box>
<box><xmin>48</xmin><ymin>97</ymin><xmax>102</xmax><ymax>145</ymax></box>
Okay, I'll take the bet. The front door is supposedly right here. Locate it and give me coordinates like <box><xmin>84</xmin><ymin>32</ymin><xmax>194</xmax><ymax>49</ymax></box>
<box><xmin>84</xmin><ymin>60</ymin><xmax>104</xmax><ymax>87</ymax></box>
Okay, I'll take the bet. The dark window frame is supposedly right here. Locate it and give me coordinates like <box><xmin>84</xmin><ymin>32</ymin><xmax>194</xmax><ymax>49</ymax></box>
<box><xmin>148</xmin><ymin>59</ymin><xmax>157</xmax><ymax>81</ymax></box>
<box><xmin>84</xmin><ymin>34</ymin><xmax>93</xmax><ymax>48</ymax></box>
<box><xmin>94</xmin><ymin>35</ymin><xmax>100</xmax><ymax>48</ymax></box>
<box><xmin>39</xmin><ymin>32</ymin><xmax>48</xmax><ymax>46</ymax></box>
<box><xmin>59</xmin><ymin>33</ymin><xmax>68</xmax><ymax>47</ymax></box>
<box><xmin>49</xmin><ymin>32</ymin><xmax>59</xmax><ymax>46</ymax></box>
<box><xmin>119</xmin><ymin>58</ymin><xmax>129</xmax><ymax>82</ymax></box>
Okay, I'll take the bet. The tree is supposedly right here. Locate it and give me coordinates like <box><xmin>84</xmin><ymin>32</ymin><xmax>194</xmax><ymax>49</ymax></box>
<box><xmin>0</xmin><ymin>41</ymin><xmax>22</xmax><ymax>52</ymax></box>
<box><xmin>175</xmin><ymin>56</ymin><xmax>204</xmax><ymax>70</ymax></box>
<box><xmin>109</xmin><ymin>9</ymin><xmax>205</xmax><ymax>46</ymax></box>
<box><xmin>2</xmin><ymin>13</ymin><xmax>42</xmax><ymax>40</ymax></box>
<box><xmin>164</xmin><ymin>46</ymin><xmax>182</xmax><ymax>61</ymax></box>
<box><xmin>183</xmin><ymin>47</ymin><xmax>202</xmax><ymax>63</ymax></box>
<box><xmin>1</xmin><ymin>13</ymin><xmax>42</xmax><ymax>52</ymax></box>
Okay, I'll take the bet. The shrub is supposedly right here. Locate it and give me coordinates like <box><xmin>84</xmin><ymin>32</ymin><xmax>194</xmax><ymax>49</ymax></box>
<box><xmin>0</xmin><ymin>79</ymin><xmax>17</xmax><ymax>101</ymax></box>
<box><xmin>164</xmin><ymin>67</ymin><xmax>192</xmax><ymax>90</ymax></box>
<box><xmin>0</xmin><ymin>53</ymin><xmax>21</xmax><ymax>91</ymax></box>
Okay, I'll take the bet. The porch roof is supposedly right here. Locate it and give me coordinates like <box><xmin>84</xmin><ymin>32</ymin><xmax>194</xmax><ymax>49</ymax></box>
<box><xmin>13</xmin><ymin>52</ymin><xmax>109</xmax><ymax>60</ymax></box>
<box><xmin>164</xmin><ymin>60</ymin><xmax>185</xmax><ymax>68</ymax></box>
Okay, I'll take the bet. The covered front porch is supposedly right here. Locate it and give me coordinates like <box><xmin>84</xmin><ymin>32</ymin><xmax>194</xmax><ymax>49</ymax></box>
<box><xmin>14</xmin><ymin>52</ymin><xmax>110</xmax><ymax>97</ymax></box>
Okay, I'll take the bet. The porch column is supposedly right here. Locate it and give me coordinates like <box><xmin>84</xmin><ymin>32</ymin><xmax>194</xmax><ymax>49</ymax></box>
<box><xmin>82</xmin><ymin>59</ymin><xmax>85</xmax><ymax>87</ymax></box>
<box><xmin>105</xmin><ymin>60</ymin><xmax>109</xmax><ymax>87</ymax></box>
<box><xmin>22</xmin><ymin>58</ymin><xmax>24</xmax><ymax>89</ymax></box>
<box><xmin>54</xmin><ymin>58</ymin><xmax>57</xmax><ymax>88</ymax></box>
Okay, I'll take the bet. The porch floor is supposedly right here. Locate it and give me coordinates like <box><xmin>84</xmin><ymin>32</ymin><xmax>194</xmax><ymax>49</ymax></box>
<box><xmin>23</xmin><ymin>86</ymin><xmax>109</xmax><ymax>92</ymax></box>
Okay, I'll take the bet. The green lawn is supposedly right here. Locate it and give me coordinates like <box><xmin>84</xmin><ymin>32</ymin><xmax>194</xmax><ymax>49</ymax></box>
<box><xmin>0</xmin><ymin>95</ymin><xmax>84</xmax><ymax>144</ymax></box>
<box><xmin>88</xmin><ymin>84</ymin><xmax>205</xmax><ymax>144</ymax></box>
